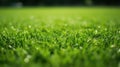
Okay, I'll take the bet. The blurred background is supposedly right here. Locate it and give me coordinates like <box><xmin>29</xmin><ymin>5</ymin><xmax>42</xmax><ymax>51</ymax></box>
<box><xmin>0</xmin><ymin>0</ymin><xmax>120</xmax><ymax>7</ymax></box>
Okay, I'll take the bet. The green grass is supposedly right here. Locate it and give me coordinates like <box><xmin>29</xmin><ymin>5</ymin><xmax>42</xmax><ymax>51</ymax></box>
<box><xmin>0</xmin><ymin>7</ymin><xmax>120</xmax><ymax>67</ymax></box>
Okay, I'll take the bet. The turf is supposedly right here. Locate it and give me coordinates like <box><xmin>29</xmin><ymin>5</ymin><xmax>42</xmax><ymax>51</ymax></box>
<box><xmin>0</xmin><ymin>7</ymin><xmax>120</xmax><ymax>67</ymax></box>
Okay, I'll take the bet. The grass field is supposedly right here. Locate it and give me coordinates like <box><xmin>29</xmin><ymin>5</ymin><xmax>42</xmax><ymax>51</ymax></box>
<box><xmin>0</xmin><ymin>7</ymin><xmax>120</xmax><ymax>67</ymax></box>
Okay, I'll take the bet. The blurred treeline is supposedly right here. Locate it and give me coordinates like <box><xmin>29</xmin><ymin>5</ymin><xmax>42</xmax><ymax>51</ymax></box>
<box><xmin>0</xmin><ymin>0</ymin><xmax>120</xmax><ymax>6</ymax></box>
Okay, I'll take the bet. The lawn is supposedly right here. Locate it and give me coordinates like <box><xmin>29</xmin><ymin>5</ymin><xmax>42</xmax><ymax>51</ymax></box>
<box><xmin>0</xmin><ymin>7</ymin><xmax>120</xmax><ymax>67</ymax></box>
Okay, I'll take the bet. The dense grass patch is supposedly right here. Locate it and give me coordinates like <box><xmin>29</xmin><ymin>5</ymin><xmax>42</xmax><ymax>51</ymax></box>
<box><xmin>0</xmin><ymin>7</ymin><xmax>120</xmax><ymax>67</ymax></box>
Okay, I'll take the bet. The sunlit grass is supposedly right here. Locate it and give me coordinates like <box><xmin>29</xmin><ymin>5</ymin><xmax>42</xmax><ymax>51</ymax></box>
<box><xmin>0</xmin><ymin>7</ymin><xmax>120</xmax><ymax>67</ymax></box>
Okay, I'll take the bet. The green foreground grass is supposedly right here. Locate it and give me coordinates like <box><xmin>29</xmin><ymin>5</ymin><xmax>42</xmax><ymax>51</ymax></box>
<box><xmin>0</xmin><ymin>7</ymin><xmax>120</xmax><ymax>67</ymax></box>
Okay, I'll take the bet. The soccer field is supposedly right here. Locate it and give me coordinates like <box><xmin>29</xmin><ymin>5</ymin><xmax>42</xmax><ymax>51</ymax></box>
<box><xmin>0</xmin><ymin>7</ymin><xmax>120</xmax><ymax>67</ymax></box>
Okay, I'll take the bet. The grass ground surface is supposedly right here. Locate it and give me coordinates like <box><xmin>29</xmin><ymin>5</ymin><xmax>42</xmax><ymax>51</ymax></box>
<box><xmin>0</xmin><ymin>7</ymin><xmax>120</xmax><ymax>67</ymax></box>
